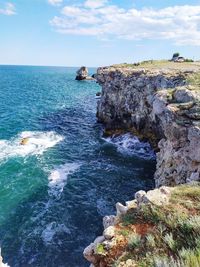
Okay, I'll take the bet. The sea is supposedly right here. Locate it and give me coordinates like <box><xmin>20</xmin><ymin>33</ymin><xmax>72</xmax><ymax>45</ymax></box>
<box><xmin>0</xmin><ymin>65</ymin><xmax>155</xmax><ymax>267</ymax></box>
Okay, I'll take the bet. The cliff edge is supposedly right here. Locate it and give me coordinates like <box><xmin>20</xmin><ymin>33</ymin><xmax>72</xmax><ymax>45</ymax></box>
<box><xmin>84</xmin><ymin>184</ymin><xmax>200</xmax><ymax>267</ymax></box>
<box><xmin>96</xmin><ymin>61</ymin><xmax>200</xmax><ymax>186</ymax></box>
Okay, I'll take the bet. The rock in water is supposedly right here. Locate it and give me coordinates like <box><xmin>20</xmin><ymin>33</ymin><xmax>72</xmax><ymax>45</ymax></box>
<box><xmin>76</xmin><ymin>66</ymin><xmax>89</xmax><ymax>80</ymax></box>
<box><xmin>76</xmin><ymin>66</ymin><xmax>95</xmax><ymax>81</ymax></box>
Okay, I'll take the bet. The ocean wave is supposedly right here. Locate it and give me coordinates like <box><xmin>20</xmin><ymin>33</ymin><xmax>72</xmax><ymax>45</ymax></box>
<box><xmin>0</xmin><ymin>131</ymin><xmax>64</xmax><ymax>161</ymax></box>
<box><xmin>48</xmin><ymin>162</ymin><xmax>81</xmax><ymax>198</ymax></box>
<box><xmin>103</xmin><ymin>133</ymin><xmax>156</xmax><ymax>160</ymax></box>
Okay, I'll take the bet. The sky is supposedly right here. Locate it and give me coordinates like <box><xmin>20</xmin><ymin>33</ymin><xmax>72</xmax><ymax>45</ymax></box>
<box><xmin>0</xmin><ymin>0</ymin><xmax>200</xmax><ymax>67</ymax></box>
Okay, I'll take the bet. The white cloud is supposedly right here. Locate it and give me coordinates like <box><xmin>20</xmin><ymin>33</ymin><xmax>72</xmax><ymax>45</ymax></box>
<box><xmin>84</xmin><ymin>0</ymin><xmax>108</xmax><ymax>9</ymax></box>
<box><xmin>48</xmin><ymin>0</ymin><xmax>63</xmax><ymax>6</ymax></box>
<box><xmin>50</xmin><ymin>1</ymin><xmax>200</xmax><ymax>46</ymax></box>
<box><xmin>0</xmin><ymin>2</ymin><xmax>16</xmax><ymax>15</ymax></box>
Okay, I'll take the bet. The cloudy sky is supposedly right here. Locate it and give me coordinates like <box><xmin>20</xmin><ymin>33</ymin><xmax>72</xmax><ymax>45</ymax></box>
<box><xmin>0</xmin><ymin>0</ymin><xmax>200</xmax><ymax>66</ymax></box>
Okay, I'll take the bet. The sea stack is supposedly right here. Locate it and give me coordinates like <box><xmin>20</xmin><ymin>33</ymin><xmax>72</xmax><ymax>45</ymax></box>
<box><xmin>75</xmin><ymin>66</ymin><xmax>94</xmax><ymax>81</ymax></box>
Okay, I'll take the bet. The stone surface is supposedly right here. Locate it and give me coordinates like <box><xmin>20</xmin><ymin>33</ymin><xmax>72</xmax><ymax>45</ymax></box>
<box><xmin>135</xmin><ymin>187</ymin><xmax>171</xmax><ymax>206</ymax></box>
<box><xmin>96</xmin><ymin>66</ymin><xmax>200</xmax><ymax>186</ymax></box>
<box><xmin>103</xmin><ymin>215</ymin><xmax>116</xmax><ymax>229</ymax></box>
<box><xmin>103</xmin><ymin>226</ymin><xmax>115</xmax><ymax>240</ymax></box>
<box><xmin>116</xmin><ymin>202</ymin><xmax>128</xmax><ymax>216</ymax></box>
<box><xmin>173</xmin><ymin>88</ymin><xmax>195</xmax><ymax>103</ymax></box>
<box><xmin>75</xmin><ymin>66</ymin><xmax>94</xmax><ymax>81</ymax></box>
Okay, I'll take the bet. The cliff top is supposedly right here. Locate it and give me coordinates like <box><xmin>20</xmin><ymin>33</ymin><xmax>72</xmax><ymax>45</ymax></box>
<box><xmin>109</xmin><ymin>60</ymin><xmax>200</xmax><ymax>72</ymax></box>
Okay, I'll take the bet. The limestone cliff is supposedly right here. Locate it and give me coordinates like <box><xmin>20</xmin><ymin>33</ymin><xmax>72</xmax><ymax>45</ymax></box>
<box><xmin>96</xmin><ymin>62</ymin><xmax>200</xmax><ymax>186</ymax></box>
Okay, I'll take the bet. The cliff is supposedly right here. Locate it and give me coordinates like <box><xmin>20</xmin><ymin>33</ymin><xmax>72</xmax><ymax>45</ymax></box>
<box><xmin>96</xmin><ymin>61</ymin><xmax>200</xmax><ymax>187</ymax></box>
<box><xmin>84</xmin><ymin>183</ymin><xmax>200</xmax><ymax>267</ymax></box>
<box><xmin>84</xmin><ymin>61</ymin><xmax>200</xmax><ymax>267</ymax></box>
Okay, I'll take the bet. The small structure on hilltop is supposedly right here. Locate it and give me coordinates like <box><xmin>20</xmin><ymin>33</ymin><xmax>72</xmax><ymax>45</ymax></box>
<box><xmin>171</xmin><ymin>53</ymin><xmax>185</xmax><ymax>62</ymax></box>
<box><xmin>75</xmin><ymin>66</ymin><xmax>95</xmax><ymax>81</ymax></box>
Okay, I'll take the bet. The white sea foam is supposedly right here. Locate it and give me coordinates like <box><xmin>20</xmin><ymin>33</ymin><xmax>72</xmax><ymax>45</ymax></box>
<box><xmin>0</xmin><ymin>131</ymin><xmax>64</xmax><ymax>161</ymax></box>
<box><xmin>48</xmin><ymin>163</ymin><xmax>81</xmax><ymax>198</ymax></box>
<box><xmin>104</xmin><ymin>133</ymin><xmax>156</xmax><ymax>160</ymax></box>
<box><xmin>41</xmin><ymin>222</ymin><xmax>70</xmax><ymax>245</ymax></box>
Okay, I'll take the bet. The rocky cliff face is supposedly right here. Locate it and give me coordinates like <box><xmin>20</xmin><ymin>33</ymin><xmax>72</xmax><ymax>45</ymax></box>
<box><xmin>96</xmin><ymin>66</ymin><xmax>200</xmax><ymax>186</ymax></box>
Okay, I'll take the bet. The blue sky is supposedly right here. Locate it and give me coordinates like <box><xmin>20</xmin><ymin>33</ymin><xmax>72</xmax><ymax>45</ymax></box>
<box><xmin>0</xmin><ymin>0</ymin><xmax>200</xmax><ymax>66</ymax></box>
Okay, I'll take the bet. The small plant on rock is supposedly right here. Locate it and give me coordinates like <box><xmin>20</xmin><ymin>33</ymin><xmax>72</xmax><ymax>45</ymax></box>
<box><xmin>128</xmin><ymin>233</ymin><xmax>141</xmax><ymax>249</ymax></box>
<box><xmin>163</xmin><ymin>233</ymin><xmax>177</xmax><ymax>252</ymax></box>
<box><xmin>146</xmin><ymin>234</ymin><xmax>156</xmax><ymax>248</ymax></box>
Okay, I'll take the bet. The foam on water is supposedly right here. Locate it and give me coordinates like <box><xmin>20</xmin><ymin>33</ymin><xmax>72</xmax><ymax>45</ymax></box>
<box><xmin>41</xmin><ymin>222</ymin><xmax>70</xmax><ymax>245</ymax></box>
<box><xmin>48</xmin><ymin>163</ymin><xmax>81</xmax><ymax>198</ymax></box>
<box><xmin>104</xmin><ymin>133</ymin><xmax>156</xmax><ymax>160</ymax></box>
<box><xmin>0</xmin><ymin>131</ymin><xmax>64</xmax><ymax>161</ymax></box>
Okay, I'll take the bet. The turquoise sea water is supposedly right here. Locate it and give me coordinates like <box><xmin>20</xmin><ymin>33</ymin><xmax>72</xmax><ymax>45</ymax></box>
<box><xmin>0</xmin><ymin>66</ymin><xmax>155</xmax><ymax>267</ymax></box>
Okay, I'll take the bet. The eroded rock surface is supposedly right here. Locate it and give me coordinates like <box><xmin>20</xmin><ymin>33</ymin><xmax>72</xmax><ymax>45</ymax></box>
<box><xmin>96</xmin><ymin>66</ymin><xmax>200</xmax><ymax>186</ymax></box>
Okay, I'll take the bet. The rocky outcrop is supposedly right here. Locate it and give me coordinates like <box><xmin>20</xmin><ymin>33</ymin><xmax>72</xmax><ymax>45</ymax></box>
<box><xmin>75</xmin><ymin>66</ymin><xmax>95</xmax><ymax>81</ymax></box>
<box><xmin>96</xmin><ymin>66</ymin><xmax>200</xmax><ymax>186</ymax></box>
<box><xmin>84</xmin><ymin>186</ymin><xmax>173</xmax><ymax>267</ymax></box>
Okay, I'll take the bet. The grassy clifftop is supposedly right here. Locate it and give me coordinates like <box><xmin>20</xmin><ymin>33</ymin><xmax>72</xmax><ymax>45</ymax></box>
<box><xmin>111</xmin><ymin>60</ymin><xmax>200</xmax><ymax>71</ymax></box>
<box><xmin>85</xmin><ymin>184</ymin><xmax>200</xmax><ymax>267</ymax></box>
<box><xmin>113</xmin><ymin>184</ymin><xmax>200</xmax><ymax>267</ymax></box>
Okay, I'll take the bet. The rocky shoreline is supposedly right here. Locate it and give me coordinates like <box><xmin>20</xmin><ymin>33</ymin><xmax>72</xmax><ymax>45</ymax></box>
<box><xmin>96</xmin><ymin>65</ymin><xmax>200</xmax><ymax>187</ymax></box>
<box><xmin>84</xmin><ymin>62</ymin><xmax>200</xmax><ymax>266</ymax></box>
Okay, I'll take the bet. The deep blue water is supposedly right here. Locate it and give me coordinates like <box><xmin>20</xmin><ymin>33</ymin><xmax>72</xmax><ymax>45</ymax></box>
<box><xmin>0</xmin><ymin>65</ymin><xmax>155</xmax><ymax>267</ymax></box>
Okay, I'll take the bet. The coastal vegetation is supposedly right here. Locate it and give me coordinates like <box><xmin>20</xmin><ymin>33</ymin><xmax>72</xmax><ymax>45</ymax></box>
<box><xmin>85</xmin><ymin>61</ymin><xmax>200</xmax><ymax>267</ymax></box>
<box><xmin>111</xmin><ymin>59</ymin><xmax>199</xmax><ymax>70</ymax></box>
<box><xmin>85</xmin><ymin>184</ymin><xmax>200</xmax><ymax>267</ymax></box>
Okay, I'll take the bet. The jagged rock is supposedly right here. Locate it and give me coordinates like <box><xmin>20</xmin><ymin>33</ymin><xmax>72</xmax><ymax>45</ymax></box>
<box><xmin>125</xmin><ymin>199</ymin><xmax>137</xmax><ymax>209</ymax></box>
<box><xmin>83</xmin><ymin>243</ymin><xmax>98</xmax><ymax>264</ymax></box>
<box><xmin>102</xmin><ymin>239</ymin><xmax>117</xmax><ymax>250</ymax></box>
<box><xmin>187</xmin><ymin>172</ymin><xmax>200</xmax><ymax>183</ymax></box>
<box><xmin>103</xmin><ymin>226</ymin><xmax>115</xmax><ymax>240</ymax></box>
<box><xmin>135</xmin><ymin>190</ymin><xmax>146</xmax><ymax>204</ymax></box>
<box><xmin>96</xmin><ymin>66</ymin><xmax>200</xmax><ymax>186</ymax></box>
<box><xmin>94</xmin><ymin>236</ymin><xmax>105</xmax><ymax>244</ymax></box>
<box><xmin>135</xmin><ymin>187</ymin><xmax>171</xmax><ymax>206</ymax></box>
<box><xmin>116</xmin><ymin>202</ymin><xmax>128</xmax><ymax>216</ymax></box>
<box><xmin>83</xmin><ymin>236</ymin><xmax>105</xmax><ymax>264</ymax></box>
<box><xmin>75</xmin><ymin>66</ymin><xmax>94</xmax><ymax>81</ymax></box>
<box><xmin>103</xmin><ymin>215</ymin><xmax>116</xmax><ymax>229</ymax></box>
<box><xmin>188</xmin><ymin>126</ymin><xmax>200</xmax><ymax>162</ymax></box>
<box><xmin>76</xmin><ymin>66</ymin><xmax>88</xmax><ymax>80</ymax></box>
<box><xmin>173</xmin><ymin>88</ymin><xmax>195</xmax><ymax>103</ymax></box>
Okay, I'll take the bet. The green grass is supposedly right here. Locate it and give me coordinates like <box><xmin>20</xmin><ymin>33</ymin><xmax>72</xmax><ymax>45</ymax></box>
<box><xmin>96</xmin><ymin>243</ymin><xmax>107</xmax><ymax>256</ymax></box>
<box><xmin>112</xmin><ymin>185</ymin><xmax>200</xmax><ymax>267</ymax></box>
<box><xmin>128</xmin><ymin>233</ymin><xmax>141</xmax><ymax>249</ymax></box>
<box><xmin>111</xmin><ymin>60</ymin><xmax>199</xmax><ymax>70</ymax></box>
<box><xmin>187</xmin><ymin>72</ymin><xmax>200</xmax><ymax>89</ymax></box>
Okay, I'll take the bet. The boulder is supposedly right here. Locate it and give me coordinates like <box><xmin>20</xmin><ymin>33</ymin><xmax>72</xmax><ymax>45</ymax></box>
<box><xmin>116</xmin><ymin>202</ymin><xmax>128</xmax><ymax>216</ymax></box>
<box><xmin>103</xmin><ymin>215</ymin><xmax>116</xmax><ymax>229</ymax></box>
<box><xmin>173</xmin><ymin>88</ymin><xmax>195</xmax><ymax>103</ymax></box>
<box><xmin>76</xmin><ymin>66</ymin><xmax>95</xmax><ymax>81</ymax></box>
<box><xmin>103</xmin><ymin>226</ymin><xmax>115</xmax><ymax>240</ymax></box>
<box><xmin>76</xmin><ymin>66</ymin><xmax>89</xmax><ymax>80</ymax></box>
